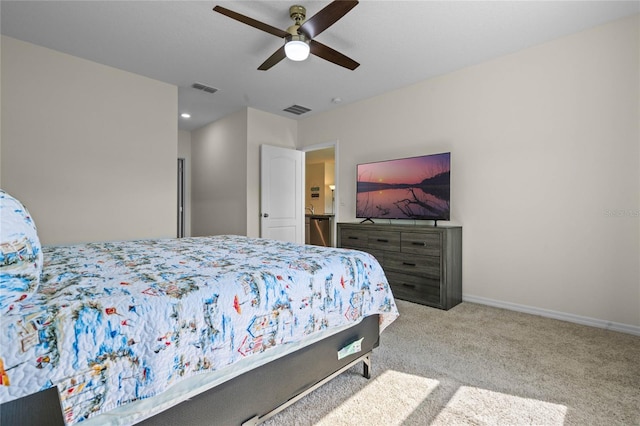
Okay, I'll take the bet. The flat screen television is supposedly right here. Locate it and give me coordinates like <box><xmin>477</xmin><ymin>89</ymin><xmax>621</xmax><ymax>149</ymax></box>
<box><xmin>356</xmin><ymin>152</ymin><xmax>450</xmax><ymax>222</ymax></box>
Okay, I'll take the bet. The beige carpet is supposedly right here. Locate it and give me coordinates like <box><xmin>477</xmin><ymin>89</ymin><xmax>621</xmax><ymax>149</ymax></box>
<box><xmin>263</xmin><ymin>300</ymin><xmax>640</xmax><ymax>425</ymax></box>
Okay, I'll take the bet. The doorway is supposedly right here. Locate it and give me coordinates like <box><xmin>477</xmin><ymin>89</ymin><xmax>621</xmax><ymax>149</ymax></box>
<box><xmin>302</xmin><ymin>141</ymin><xmax>337</xmax><ymax>247</ymax></box>
<box><xmin>177</xmin><ymin>158</ymin><xmax>185</xmax><ymax>238</ymax></box>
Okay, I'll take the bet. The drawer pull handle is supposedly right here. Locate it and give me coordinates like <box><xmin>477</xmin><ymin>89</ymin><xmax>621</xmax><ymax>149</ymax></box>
<box><xmin>403</xmin><ymin>262</ymin><xmax>416</xmax><ymax>267</ymax></box>
<box><xmin>412</xmin><ymin>242</ymin><xmax>426</xmax><ymax>246</ymax></box>
<box><xmin>377</xmin><ymin>239</ymin><xmax>389</xmax><ymax>243</ymax></box>
<box><xmin>402</xmin><ymin>283</ymin><xmax>416</xmax><ymax>288</ymax></box>
<box><xmin>348</xmin><ymin>236</ymin><xmax>359</xmax><ymax>240</ymax></box>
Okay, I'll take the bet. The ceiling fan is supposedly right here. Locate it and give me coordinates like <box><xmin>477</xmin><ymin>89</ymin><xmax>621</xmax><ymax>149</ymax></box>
<box><xmin>213</xmin><ymin>1</ymin><xmax>360</xmax><ymax>71</ymax></box>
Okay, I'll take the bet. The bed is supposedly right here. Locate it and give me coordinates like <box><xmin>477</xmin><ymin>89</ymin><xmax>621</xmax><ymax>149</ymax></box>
<box><xmin>0</xmin><ymin>190</ymin><xmax>399</xmax><ymax>425</ymax></box>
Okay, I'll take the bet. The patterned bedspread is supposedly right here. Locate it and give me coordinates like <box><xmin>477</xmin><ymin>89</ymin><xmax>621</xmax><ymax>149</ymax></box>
<box><xmin>0</xmin><ymin>235</ymin><xmax>398</xmax><ymax>425</ymax></box>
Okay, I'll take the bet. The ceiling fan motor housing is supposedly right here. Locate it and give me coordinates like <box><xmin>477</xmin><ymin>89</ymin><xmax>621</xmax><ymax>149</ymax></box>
<box><xmin>286</xmin><ymin>33</ymin><xmax>308</xmax><ymax>44</ymax></box>
<box><xmin>289</xmin><ymin>5</ymin><xmax>306</xmax><ymax>24</ymax></box>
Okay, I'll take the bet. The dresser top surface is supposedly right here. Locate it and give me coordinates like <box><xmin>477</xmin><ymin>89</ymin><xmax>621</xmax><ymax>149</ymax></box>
<box><xmin>338</xmin><ymin>222</ymin><xmax>461</xmax><ymax>231</ymax></box>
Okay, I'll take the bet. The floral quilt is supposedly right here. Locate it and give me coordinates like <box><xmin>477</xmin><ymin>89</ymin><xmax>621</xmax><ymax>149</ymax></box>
<box><xmin>0</xmin><ymin>235</ymin><xmax>398</xmax><ymax>425</ymax></box>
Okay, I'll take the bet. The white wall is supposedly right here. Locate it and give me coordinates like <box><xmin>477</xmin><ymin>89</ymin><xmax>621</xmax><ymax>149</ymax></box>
<box><xmin>191</xmin><ymin>109</ymin><xmax>248</xmax><ymax>237</ymax></box>
<box><xmin>298</xmin><ymin>15</ymin><xmax>640</xmax><ymax>328</ymax></box>
<box><xmin>1</xmin><ymin>36</ymin><xmax>177</xmax><ymax>245</ymax></box>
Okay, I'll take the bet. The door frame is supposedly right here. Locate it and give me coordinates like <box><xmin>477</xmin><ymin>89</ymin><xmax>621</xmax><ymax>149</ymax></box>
<box><xmin>302</xmin><ymin>140</ymin><xmax>338</xmax><ymax>247</ymax></box>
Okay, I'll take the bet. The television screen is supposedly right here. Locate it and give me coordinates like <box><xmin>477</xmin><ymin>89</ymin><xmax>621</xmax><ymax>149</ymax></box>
<box><xmin>356</xmin><ymin>152</ymin><xmax>450</xmax><ymax>221</ymax></box>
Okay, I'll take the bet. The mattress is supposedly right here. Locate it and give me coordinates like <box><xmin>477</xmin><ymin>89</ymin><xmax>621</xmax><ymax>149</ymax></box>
<box><xmin>0</xmin><ymin>235</ymin><xmax>398</xmax><ymax>425</ymax></box>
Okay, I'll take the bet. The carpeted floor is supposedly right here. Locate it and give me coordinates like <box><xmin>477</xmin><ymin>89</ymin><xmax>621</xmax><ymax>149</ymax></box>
<box><xmin>263</xmin><ymin>300</ymin><xmax>640</xmax><ymax>425</ymax></box>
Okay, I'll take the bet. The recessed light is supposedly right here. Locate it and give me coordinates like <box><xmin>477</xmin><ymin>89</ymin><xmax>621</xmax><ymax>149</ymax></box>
<box><xmin>331</xmin><ymin>97</ymin><xmax>342</xmax><ymax>104</ymax></box>
<box><xmin>181</xmin><ymin>113</ymin><xmax>191</xmax><ymax>119</ymax></box>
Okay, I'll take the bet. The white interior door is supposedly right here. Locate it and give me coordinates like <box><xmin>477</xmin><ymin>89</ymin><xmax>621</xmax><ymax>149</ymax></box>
<box><xmin>260</xmin><ymin>145</ymin><xmax>304</xmax><ymax>243</ymax></box>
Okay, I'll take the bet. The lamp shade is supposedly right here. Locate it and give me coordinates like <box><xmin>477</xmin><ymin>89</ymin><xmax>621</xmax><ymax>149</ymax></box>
<box><xmin>285</xmin><ymin>35</ymin><xmax>310</xmax><ymax>61</ymax></box>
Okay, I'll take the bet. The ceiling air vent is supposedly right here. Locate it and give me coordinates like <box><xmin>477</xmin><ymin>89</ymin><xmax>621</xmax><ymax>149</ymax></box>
<box><xmin>283</xmin><ymin>104</ymin><xmax>311</xmax><ymax>115</ymax></box>
<box><xmin>191</xmin><ymin>83</ymin><xmax>218</xmax><ymax>94</ymax></box>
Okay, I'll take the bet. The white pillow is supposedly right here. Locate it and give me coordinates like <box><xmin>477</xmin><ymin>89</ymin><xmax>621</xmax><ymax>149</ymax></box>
<box><xmin>0</xmin><ymin>190</ymin><xmax>43</xmax><ymax>311</ymax></box>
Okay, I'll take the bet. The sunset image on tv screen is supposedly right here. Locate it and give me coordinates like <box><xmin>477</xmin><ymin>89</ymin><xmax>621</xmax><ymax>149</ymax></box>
<box><xmin>356</xmin><ymin>152</ymin><xmax>450</xmax><ymax>220</ymax></box>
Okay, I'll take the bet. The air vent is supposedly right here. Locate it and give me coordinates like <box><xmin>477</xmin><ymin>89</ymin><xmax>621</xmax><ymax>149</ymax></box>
<box><xmin>283</xmin><ymin>104</ymin><xmax>311</xmax><ymax>115</ymax></box>
<box><xmin>191</xmin><ymin>83</ymin><xmax>218</xmax><ymax>94</ymax></box>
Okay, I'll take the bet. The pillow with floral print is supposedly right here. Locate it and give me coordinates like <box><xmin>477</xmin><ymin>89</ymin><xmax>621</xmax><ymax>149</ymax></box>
<box><xmin>0</xmin><ymin>190</ymin><xmax>43</xmax><ymax>312</ymax></box>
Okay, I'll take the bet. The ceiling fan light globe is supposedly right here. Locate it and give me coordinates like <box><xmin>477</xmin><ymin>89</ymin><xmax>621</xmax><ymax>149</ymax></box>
<box><xmin>285</xmin><ymin>38</ymin><xmax>310</xmax><ymax>61</ymax></box>
<box><xmin>285</xmin><ymin>40</ymin><xmax>310</xmax><ymax>61</ymax></box>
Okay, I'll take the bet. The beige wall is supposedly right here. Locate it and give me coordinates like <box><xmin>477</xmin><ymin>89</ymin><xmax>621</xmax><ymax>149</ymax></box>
<box><xmin>246</xmin><ymin>108</ymin><xmax>297</xmax><ymax>237</ymax></box>
<box><xmin>324</xmin><ymin>161</ymin><xmax>335</xmax><ymax>214</ymax></box>
<box><xmin>1</xmin><ymin>36</ymin><xmax>177</xmax><ymax>245</ymax></box>
<box><xmin>190</xmin><ymin>107</ymin><xmax>296</xmax><ymax>238</ymax></box>
<box><xmin>0</xmin><ymin>41</ymin><xmax>2</xmax><ymax>188</ymax></box>
<box><xmin>299</xmin><ymin>15</ymin><xmax>640</xmax><ymax>328</ymax></box>
<box><xmin>304</xmin><ymin>160</ymin><xmax>336</xmax><ymax>215</ymax></box>
<box><xmin>191</xmin><ymin>109</ymin><xmax>248</xmax><ymax>237</ymax></box>
<box><xmin>2</xmin><ymin>16</ymin><xmax>637</xmax><ymax>330</ymax></box>
<box><xmin>305</xmin><ymin>163</ymin><xmax>325</xmax><ymax>214</ymax></box>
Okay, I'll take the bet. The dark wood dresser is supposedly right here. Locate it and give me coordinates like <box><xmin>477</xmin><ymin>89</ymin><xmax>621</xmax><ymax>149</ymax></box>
<box><xmin>337</xmin><ymin>222</ymin><xmax>462</xmax><ymax>310</ymax></box>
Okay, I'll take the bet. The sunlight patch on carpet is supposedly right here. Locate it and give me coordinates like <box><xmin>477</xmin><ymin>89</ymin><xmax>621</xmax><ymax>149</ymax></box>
<box><xmin>317</xmin><ymin>370</ymin><xmax>439</xmax><ymax>426</ymax></box>
<box><xmin>431</xmin><ymin>386</ymin><xmax>567</xmax><ymax>425</ymax></box>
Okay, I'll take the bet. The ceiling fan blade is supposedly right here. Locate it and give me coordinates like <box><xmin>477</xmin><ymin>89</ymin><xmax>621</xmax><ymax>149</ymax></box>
<box><xmin>258</xmin><ymin>46</ymin><xmax>287</xmax><ymax>71</ymax></box>
<box><xmin>310</xmin><ymin>40</ymin><xmax>359</xmax><ymax>70</ymax></box>
<box><xmin>299</xmin><ymin>0</ymin><xmax>358</xmax><ymax>39</ymax></box>
<box><xmin>213</xmin><ymin>5</ymin><xmax>289</xmax><ymax>38</ymax></box>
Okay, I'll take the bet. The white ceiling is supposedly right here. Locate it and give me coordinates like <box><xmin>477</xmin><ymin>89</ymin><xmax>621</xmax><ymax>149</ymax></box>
<box><xmin>2</xmin><ymin>1</ymin><xmax>638</xmax><ymax>132</ymax></box>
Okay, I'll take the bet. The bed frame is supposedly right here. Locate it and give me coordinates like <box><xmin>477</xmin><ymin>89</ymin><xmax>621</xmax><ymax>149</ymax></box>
<box><xmin>1</xmin><ymin>314</ymin><xmax>380</xmax><ymax>426</ymax></box>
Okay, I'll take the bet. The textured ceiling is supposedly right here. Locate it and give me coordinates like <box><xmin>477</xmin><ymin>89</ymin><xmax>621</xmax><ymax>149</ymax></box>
<box><xmin>2</xmin><ymin>1</ymin><xmax>638</xmax><ymax>131</ymax></box>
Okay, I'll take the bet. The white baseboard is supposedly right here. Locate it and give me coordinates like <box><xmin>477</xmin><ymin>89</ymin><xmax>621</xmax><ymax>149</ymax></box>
<box><xmin>463</xmin><ymin>295</ymin><xmax>640</xmax><ymax>337</ymax></box>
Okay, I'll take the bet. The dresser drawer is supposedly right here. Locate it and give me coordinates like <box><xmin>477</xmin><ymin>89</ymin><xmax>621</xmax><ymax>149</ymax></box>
<box><xmin>401</xmin><ymin>232</ymin><xmax>441</xmax><ymax>256</ymax></box>
<box><xmin>339</xmin><ymin>228</ymin><xmax>368</xmax><ymax>249</ymax></box>
<box><xmin>337</xmin><ymin>222</ymin><xmax>462</xmax><ymax>310</ymax></box>
<box><xmin>365</xmin><ymin>249</ymin><xmax>385</xmax><ymax>266</ymax></box>
<box><xmin>384</xmin><ymin>251</ymin><xmax>440</xmax><ymax>280</ymax></box>
<box><xmin>385</xmin><ymin>271</ymin><xmax>442</xmax><ymax>306</ymax></box>
<box><xmin>368</xmin><ymin>231</ymin><xmax>400</xmax><ymax>252</ymax></box>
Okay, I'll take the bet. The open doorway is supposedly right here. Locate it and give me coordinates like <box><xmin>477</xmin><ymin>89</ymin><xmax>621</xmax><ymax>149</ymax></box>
<box><xmin>177</xmin><ymin>158</ymin><xmax>185</xmax><ymax>238</ymax></box>
<box><xmin>302</xmin><ymin>141</ymin><xmax>337</xmax><ymax>247</ymax></box>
